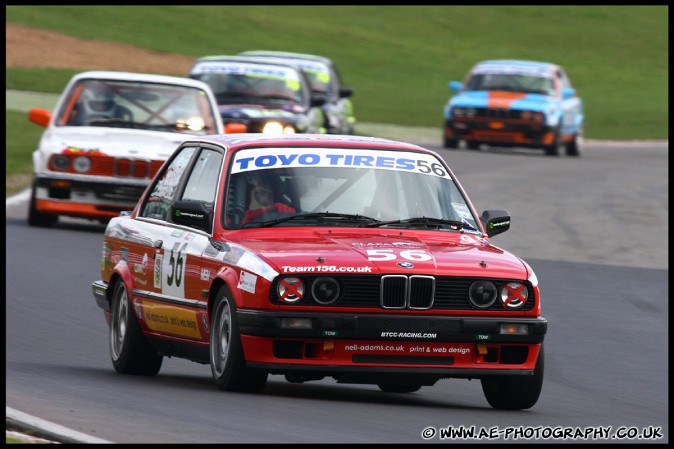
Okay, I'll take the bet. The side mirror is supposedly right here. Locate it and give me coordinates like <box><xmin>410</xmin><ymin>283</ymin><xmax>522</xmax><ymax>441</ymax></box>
<box><xmin>339</xmin><ymin>87</ymin><xmax>353</xmax><ymax>98</ymax></box>
<box><xmin>170</xmin><ymin>200</ymin><xmax>213</xmax><ymax>233</ymax></box>
<box><xmin>562</xmin><ymin>87</ymin><xmax>576</xmax><ymax>100</ymax></box>
<box><xmin>449</xmin><ymin>81</ymin><xmax>463</xmax><ymax>92</ymax></box>
<box><xmin>480</xmin><ymin>209</ymin><xmax>510</xmax><ymax>237</ymax></box>
<box><xmin>28</xmin><ymin>108</ymin><xmax>51</xmax><ymax>127</ymax></box>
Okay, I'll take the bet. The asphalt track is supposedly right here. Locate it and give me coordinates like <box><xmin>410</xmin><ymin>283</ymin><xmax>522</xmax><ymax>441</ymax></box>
<box><xmin>5</xmin><ymin>117</ymin><xmax>668</xmax><ymax>442</ymax></box>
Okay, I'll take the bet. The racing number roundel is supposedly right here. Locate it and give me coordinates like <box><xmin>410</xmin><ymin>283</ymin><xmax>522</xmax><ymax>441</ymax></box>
<box><xmin>161</xmin><ymin>240</ymin><xmax>187</xmax><ymax>297</ymax></box>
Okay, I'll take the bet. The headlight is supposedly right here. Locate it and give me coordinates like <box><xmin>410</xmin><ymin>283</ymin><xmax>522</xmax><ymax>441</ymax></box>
<box><xmin>469</xmin><ymin>280</ymin><xmax>497</xmax><ymax>308</ymax></box>
<box><xmin>50</xmin><ymin>155</ymin><xmax>70</xmax><ymax>171</ymax></box>
<box><xmin>453</xmin><ymin>107</ymin><xmax>465</xmax><ymax>117</ymax></box>
<box><xmin>465</xmin><ymin>108</ymin><xmax>476</xmax><ymax>117</ymax></box>
<box><xmin>262</xmin><ymin>121</ymin><xmax>283</xmax><ymax>134</ymax></box>
<box><xmin>543</xmin><ymin>109</ymin><xmax>562</xmax><ymax>126</ymax></box>
<box><xmin>262</xmin><ymin>121</ymin><xmax>296</xmax><ymax>134</ymax></box>
<box><xmin>185</xmin><ymin>116</ymin><xmax>205</xmax><ymax>131</ymax></box>
<box><xmin>311</xmin><ymin>277</ymin><xmax>340</xmax><ymax>304</ymax></box>
<box><xmin>500</xmin><ymin>282</ymin><xmax>529</xmax><ymax>309</ymax></box>
<box><xmin>533</xmin><ymin>112</ymin><xmax>544</xmax><ymax>122</ymax></box>
<box><xmin>73</xmin><ymin>155</ymin><xmax>92</xmax><ymax>173</ymax></box>
<box><xmin>277</xmin><ymin>277</ymin><xmax>304</xmax><ymax>303</ymax></box>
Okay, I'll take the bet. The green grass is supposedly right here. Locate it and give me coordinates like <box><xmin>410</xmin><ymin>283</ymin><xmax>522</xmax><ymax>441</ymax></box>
<box><xmin>5</xmin><ymin>6</ymin><xmax>668</xmax><ymax>194</ymax></box>
<box><xmin>6</xmin><ymin>111</ymin><xmax>41</xmax><ymax>173</ymax></box>
<box><xmin>6</xmin><ymin>68</ymin><xmax>80</xmax><ymax>93</ymax></box>
<box><xmin>6</xmin><ymin>5</ymin><xmax>668</xmax><ymax>139</ymax></box>
<box><xmin>6</xmin><ymin>111</ymin><xmax>44</xmax><ymax>194</ymax></box>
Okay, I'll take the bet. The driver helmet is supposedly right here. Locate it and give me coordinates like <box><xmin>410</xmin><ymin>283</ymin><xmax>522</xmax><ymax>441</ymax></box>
<box><xmin>246</xmin><ymin>172</ymin><xmax>277</xmax><ymax>210</ymax></box>
<box><xmin>81</xmin><ymin>83</ymin><xmax>117</xmax><ymax>118</ymax></box>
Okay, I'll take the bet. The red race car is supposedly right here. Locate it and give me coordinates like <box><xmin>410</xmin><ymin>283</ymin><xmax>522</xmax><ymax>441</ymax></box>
<box><xmin>92</xmin><ymin>133</ymin><xmax>546</xmax><ymax>410</ymax></box>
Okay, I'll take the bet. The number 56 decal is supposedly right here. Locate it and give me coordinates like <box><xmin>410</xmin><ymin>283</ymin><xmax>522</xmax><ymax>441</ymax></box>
<box><xmin>162</xmin><ymin>241</ymin><xmax>187</xmax><ymax>296</ymax></box>
<box><xmin>366</xmin><ymin>249</ymin><xmax>432</xmax><ymax>261</ymax></box>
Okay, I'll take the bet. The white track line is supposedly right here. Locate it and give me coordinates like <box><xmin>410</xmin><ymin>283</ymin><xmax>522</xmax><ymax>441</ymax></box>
<box><xmin>6</xmin><ymin>407</ymin><xmax>114</xmax><ymax>444</ymax></box>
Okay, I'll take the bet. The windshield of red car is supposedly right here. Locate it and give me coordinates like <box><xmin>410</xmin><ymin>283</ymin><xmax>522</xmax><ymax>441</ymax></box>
<box><xmin>224</xmin><ymin>146</ymin><xmax>480</xmax><ymax>231</ymax></box>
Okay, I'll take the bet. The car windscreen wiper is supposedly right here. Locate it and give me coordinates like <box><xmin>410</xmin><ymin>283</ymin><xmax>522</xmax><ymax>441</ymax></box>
<box><xmin>261</xmin><ymin>95</ymin><xmax>300</xmax><ymax>103</ymax></box>
<box><xmin>241</xmin><ymin>212</ymin><xmax>380</xmax><ymax>228</ymax></box>
<box><xmin>143</xmin><ymin>123</ymin><xmax>213</xmax><ymax>133</ymax></box>
<box><xmin>365</xmin><ymin>216</ymin><xmax>477</xmax><ymax>231</ymax></box>
<box><xmin>524</xmin><ymin>88</ymin><xmax>553</xmax><ymax>95</ymax></box>
<box><xmin>485</xmin><ymin>85</ymin><xmax>519</xmax><ymax>92</ymax></box>
<box><xmin>87</xmin><ymin>118</ymin><xmax>141</xmax><ymax>128</ymax></box>
<box><xmin>216</xmin><ymin>92</ymin><xmax>249</xmax><ymax>103</ymax></box>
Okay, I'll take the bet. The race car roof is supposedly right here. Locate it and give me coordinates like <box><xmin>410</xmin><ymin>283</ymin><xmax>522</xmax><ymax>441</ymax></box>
<box><xmin>183</xmin><ymin>133</ymin><xmax>427</xmax><ymax>151</ymax></box>
<box><xmin>69</xmin><ymin>70</ymin><xmax>214</xmax><ymax>89</ymax></box>
<box><xmin>472</xmin><ymin>60</ymin><xmax>558</xmax><ymax>77</ymax></box>
<box><xmin>238</xmin><ymin>50</ymin><xmax>333</xmax><ymax>66</ymax></box>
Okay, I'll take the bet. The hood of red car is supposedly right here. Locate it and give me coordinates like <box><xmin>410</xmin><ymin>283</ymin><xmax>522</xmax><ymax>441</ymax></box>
<box><xmin>230</xmin><ymin>228</ymin><xmax>528</xmax><ymax>279</ymax></box>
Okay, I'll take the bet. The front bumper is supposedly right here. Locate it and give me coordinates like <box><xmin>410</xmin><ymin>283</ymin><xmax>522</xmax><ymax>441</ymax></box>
<box><xmin>33</xmin><ymin>174</ymin><xmax>147</xmax><ymax>220</ymax></box>
<box><xmin>238</xmin><ymin>309</ymin><xmax>546</xmax><ymax>377</ymax></box>
<box><xmin>445</xmin><ymin>117</ymin><xmax>557</xmax><ymax>147</ymax></box>
<box><xmin>92</xmin><ymin>280</ymin><xmax>109</xmax><ymax>311</ymax></box>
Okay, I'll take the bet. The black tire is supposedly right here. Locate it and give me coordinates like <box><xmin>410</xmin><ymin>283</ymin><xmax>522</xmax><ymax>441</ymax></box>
<box><xmin>109</xmin><ymin>280</ymin><xmax>163</xmax><ymax>376</ymax></box>
<box><xmin>466</xmin><ymin>141</ymin><xmax>481</xmax><ymax>150</ymax></box>
<box><xmin>210</xmin><ymin>286</ymin><xmax>268</xmax><ymax>393</ymax></box>
<box><xmin>565</xmin><ymin>128</ymin><xmax>583</xmax><ymax>157</ymax></box>
<box><xmin>444</xmin><ymin>133</ymin><xmax>459</xmax><ymax>149</ymax></box>
<box><xmin>27</xmin><ymin>183</ymin><xmax>57</xmax><ymax>227</ymax></box>
<box><xmin>481</xmin><ymin>345</ymin><xmax>544</xmax><ymax>410</ymax></box>
<box><xmin>377</xmin><ymin>383</ymin><xmax>422</xmax><ymax>393</ymax></box>
<box><xmin>544</xmin><ymin>129</ymin><xmax>561</xmax><ymax>156</ymax></box>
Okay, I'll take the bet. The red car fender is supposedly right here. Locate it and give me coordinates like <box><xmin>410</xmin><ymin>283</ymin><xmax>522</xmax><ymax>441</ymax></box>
<box><xmin>519</xmin><ymin>258</ymin><xmax>541</xmax><ymax>315</ymax></box>
<box><xmin>111</xmin><ymin>260</ymin><xmax>135</xmax><ymax>300</ymax></box>
<box><xmin>213</xmin><ymin>265</ymin><xmax>245</xmax><ymax>308</ymax></box>
<box><xmin>101</xmin><ymin>261</ymin><xmax>135</xmax><ymax>325</ymax></box>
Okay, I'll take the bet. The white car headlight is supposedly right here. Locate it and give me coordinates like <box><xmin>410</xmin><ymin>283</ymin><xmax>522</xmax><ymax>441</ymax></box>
<box><xmin>73</xmin><ymin>155</ymin><xmax>92</xmax><ymax>173</ymax></box>
<box><xmin>51</xmin><ymin>155</ymin><xmax>70</xmax><ymax>171</ymax></box>
<box><xmin>185</xmin><ymin>116</ymin><xmax>205</xmax><ymax>131</ymax></box>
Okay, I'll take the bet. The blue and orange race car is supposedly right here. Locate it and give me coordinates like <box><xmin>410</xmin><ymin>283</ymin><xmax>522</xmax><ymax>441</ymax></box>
<box><xmin>443</xmin><ymin>60</ymin><xmax>584</xmax><ymax>156</ymax></box>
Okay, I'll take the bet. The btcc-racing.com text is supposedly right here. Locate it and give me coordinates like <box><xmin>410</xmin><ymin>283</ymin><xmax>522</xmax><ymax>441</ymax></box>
<box><xmin>381</xmin><ymin>332</ymin><xmax>437</xmax><ymax>338</ymax></box>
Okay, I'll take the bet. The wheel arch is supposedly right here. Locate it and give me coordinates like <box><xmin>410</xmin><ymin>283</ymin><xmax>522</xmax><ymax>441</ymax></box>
<box><xmin>208</xmin><ymin>267</ymin><xmax>242</xmax><ymax>318</ymax></box>
<box><xmin>107</xmin><ymin>264</ymin><xmax>135</xmax><ymax>308</ymax></box>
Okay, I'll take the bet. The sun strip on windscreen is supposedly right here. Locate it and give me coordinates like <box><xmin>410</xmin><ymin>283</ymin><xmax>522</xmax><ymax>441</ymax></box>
<box><xmin>231</xmin><ymin>147</ymin><xmax>452</xmax><ymax>179</ymax></box>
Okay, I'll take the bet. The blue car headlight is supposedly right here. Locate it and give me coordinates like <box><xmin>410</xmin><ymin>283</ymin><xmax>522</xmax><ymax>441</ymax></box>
<box><xmin>545</xmin><ymin>107</ymin><xmax>561</xmax><ymax>126</ymax></box>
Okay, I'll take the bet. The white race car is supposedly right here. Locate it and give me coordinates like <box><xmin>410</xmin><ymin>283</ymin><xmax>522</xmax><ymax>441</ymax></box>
<box><xmin>27</xmin><ymin>71</ymin><xmax>226</xmax><ymax>227</ymax></box>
